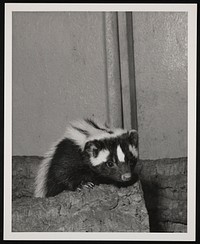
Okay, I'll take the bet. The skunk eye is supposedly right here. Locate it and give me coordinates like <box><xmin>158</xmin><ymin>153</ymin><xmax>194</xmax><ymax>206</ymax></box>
<box><xmin>106</xmin><ymin>161</ymin><xmax>114</xmax><ymax>168</ymax></box>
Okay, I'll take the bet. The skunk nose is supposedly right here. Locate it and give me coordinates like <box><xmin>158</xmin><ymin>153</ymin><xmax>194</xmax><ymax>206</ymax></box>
<box><xmin>121</xmin><ymin>173</ymin><xmax>132</xmax><ymax>181</ymax></box>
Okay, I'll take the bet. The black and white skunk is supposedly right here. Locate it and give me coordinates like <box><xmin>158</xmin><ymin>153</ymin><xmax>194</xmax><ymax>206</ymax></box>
<box><xmin>34</xmin><ymin>118</ymin><xmax>139</xmax><ymax>198</ymax></box>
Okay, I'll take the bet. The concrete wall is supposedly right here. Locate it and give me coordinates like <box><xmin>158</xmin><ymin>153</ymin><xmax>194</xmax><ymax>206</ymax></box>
<box><xmin>12</xmin><ymin>12</ymin><xmax>108</xmax><ymax>156</ymax></box>
<box><xmin>12</xmin><ymin>12</ymin><xmax>187</xmax><ymax>160</ymax></box>
<box><xmin>132</xmin><ymin>12</ymin><xmax>187</xmax><ymax>159</ymax></box>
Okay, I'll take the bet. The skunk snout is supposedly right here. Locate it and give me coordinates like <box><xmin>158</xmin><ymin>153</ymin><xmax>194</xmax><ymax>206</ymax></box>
<box><xmin>121</xmin><ymin>172</ymin><xmax>132</xmax><ymax>181</ymax></box>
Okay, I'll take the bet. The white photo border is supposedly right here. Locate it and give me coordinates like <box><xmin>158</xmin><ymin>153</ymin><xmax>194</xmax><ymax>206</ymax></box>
<box><xmin>4</xmin><ymin>3</ymin><xmax>197</xmax><ymax>241</ymax></box>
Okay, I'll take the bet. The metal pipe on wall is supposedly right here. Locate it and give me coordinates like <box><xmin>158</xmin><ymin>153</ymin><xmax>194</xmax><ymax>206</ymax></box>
<box><xmin>118</xmin><ymin>12</ymin><xmax>138</xmax><ymax>131</ymax></box>
<box><xmin>104</xmin><ymin>12</ymin><xmax>138</xmax><ymax>131</ymax></box>
<box><xmin>104</xmin><ymin>12</ymin><xmax>123</xmax><ymax>128</ymax></box>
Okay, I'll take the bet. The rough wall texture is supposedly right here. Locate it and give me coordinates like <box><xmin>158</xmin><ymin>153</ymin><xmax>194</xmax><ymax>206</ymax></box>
<box><xmin>132</xmin><ymin>12</ymin><xmax>187</xmax><ymax>159</ymax></box>
<box><xmin>12</xmin><ymin>156</ymin><xmax>187</xmax><ymax>232</ymax></box>
<box><xmin>12</xmin><ymin>12</ymin><xmax>108</xmax><ymax>156</ymax></box>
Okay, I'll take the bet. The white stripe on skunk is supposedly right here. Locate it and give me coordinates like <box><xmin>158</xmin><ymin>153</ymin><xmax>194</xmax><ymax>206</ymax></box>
<box><xmin>64</xmin><ymin>119</ymin><xmax>127</xmax><ymax>149</ymax></box>
<box><xmin>117</xmin><ymin>145</ymin><xmax>125</xmax><ymax>162</ymax></box>
<box><xmin>34</xmin><ymin>143</ymin><xmax>57</xmax><ymax>198</ymax></box>
<box><xmin>90</xmin><ymin>149</ymin><xmax>110</xmax><ymax>166</ymax></box>
<box><xmin>129</xmin><ymin>145</ymin><xmax>138</xmax><ymax>158</ymax></box>
<box><xmin>85</xmin><ymin>128</ymin><xmax>127</xmax><ymax>144</ymax></box>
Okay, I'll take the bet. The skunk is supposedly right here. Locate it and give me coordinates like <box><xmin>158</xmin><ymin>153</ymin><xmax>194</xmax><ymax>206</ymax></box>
<box><xmin>34</xmin><ymin>118</ymin><xmax>138</xmax><ymax>198</ymax></box>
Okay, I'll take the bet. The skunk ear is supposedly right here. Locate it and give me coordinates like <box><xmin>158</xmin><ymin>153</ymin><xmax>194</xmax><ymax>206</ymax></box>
<box><xmin>128</xmin><ymin>130</ymin><xmax>138</xmax><ymax>147</ymax></box>
<box><xmin>84</xmin><ymin>140</ymin><xmax>101</xmax><ymax>157</ymax></box>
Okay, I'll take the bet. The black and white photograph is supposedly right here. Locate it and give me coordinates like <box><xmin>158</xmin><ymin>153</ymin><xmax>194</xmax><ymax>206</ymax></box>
<box><xmin>4</xmin><ymin>3</ymin><xmax>197</xmax><ymax>241</ymax></box>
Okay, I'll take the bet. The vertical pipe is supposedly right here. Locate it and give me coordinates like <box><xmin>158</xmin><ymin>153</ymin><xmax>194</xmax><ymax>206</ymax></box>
<box><xmin>104</xmin><ymin>12</ymin><xmax>123</xmax><ymax>128</ymax></box>
<box><xmin>117</xmin><ymin>12</ymin><xmax>138</xmax><ymax>131</ymax></box>
<box><xmin>117</xmin><ymin>12</ymin><xmax>132</xmax><ymax>130</ymax></box>
<box><xmin>126</xmin><ymin>12</ymin><xmax>138</xmax><ymax>131</ymax></box>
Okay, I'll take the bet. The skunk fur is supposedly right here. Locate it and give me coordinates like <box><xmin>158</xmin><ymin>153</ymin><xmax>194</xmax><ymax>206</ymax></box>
<box><xmin>34</xmin><ymin>118</ymin><xmax>138</xmax><ymax>197</ymax></box>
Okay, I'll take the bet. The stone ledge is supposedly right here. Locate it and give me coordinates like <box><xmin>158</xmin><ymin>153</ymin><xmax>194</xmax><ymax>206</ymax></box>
<box><xmin>12</xmin><ymin>180</ymin><xmax>149</xmax><ymax>232</ymax></box>
<box><xmin>12</xmin><ymin>156</ymin><xmax>187</xmax><ymax>232</ymax></box>
<box><xmin>135</xmin><ymin>157</ymin><xmax>187</xmax><ymax>232</ymax></box>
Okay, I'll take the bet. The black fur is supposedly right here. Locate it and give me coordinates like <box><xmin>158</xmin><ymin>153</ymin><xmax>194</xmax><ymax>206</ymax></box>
<box><xmin>46</xmin><ymin>138</ymin><xmax>97</xmax><ymax>197</ymax></box>
<box><xmin>45</xmin><ymin>131</ymin><xmax>138</xmax><ymax>197</ymax></box>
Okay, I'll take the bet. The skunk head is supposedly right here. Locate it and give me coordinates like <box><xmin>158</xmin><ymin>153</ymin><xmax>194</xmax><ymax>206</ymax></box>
<box><xmin>83</xmin><ymin>130</ymin><xmax>138</xmax><ymax>182</ymax></box>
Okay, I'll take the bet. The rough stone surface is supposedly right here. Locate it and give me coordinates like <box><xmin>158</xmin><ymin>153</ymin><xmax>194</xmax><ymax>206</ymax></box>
<box><xmin>135</xmin><ymin>158</ymin><xmax>187</xmax><ymax>232</ymax></box>
<box><xmin>12</xmin><ymin>156</ymin><xmax>41</xmax><ymax>200</ymax></box>
<box><xmin>12</xmin><ymin>156</ymin><xmax>187</xmax><ymax>232</ymax></box>
<box><xmin>12</xmin><ymin>179</ymin><xmax>149</xmax><ymax>232</ymax></box>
